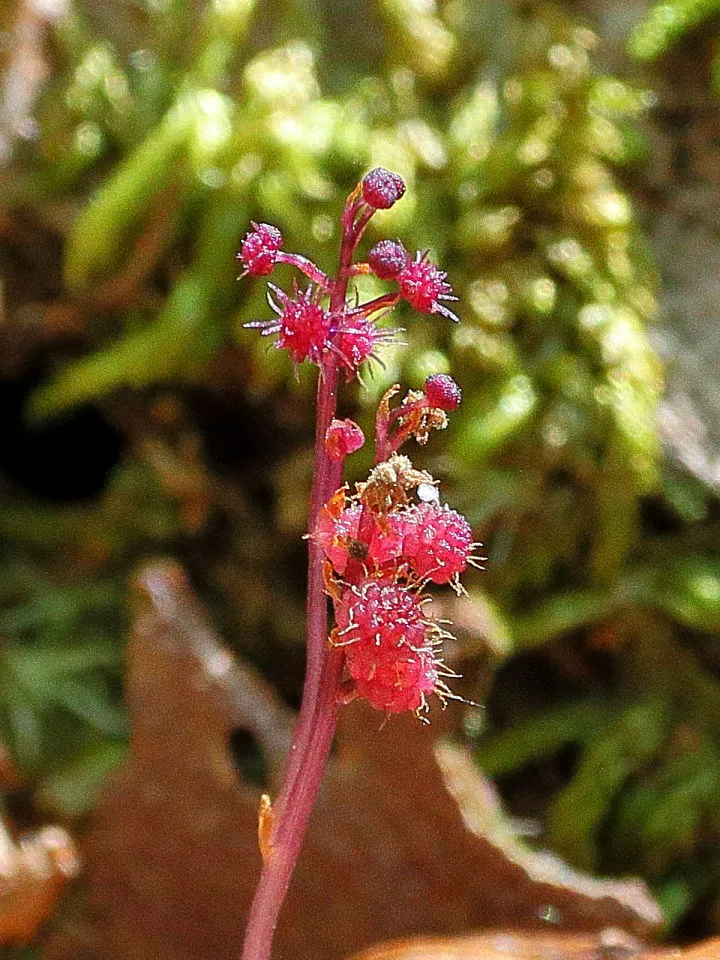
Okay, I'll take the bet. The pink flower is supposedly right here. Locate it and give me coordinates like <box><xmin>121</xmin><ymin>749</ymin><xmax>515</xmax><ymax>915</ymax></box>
<box><xmin>333</xmin><ymin>314</ymin><xmax>394</xmax><ymax>378</ymax></box>
<box><xmin>352</xmin><ymin>644</ymin><xmax>439</xmax><ymax>714</ymax></box>
<box><xmin>335</xmin><ymin>578</ymin><xmax>439</xmax><ymax>714</ymax></box>
<box><xmin>238</xmin><ymin>222</ymin><xmax>283</xmax><ymax>276</ymax></box>
<box><xmin>401</xmin><ymin>502</ymin><xmax>474</xmax><ymax>584</ymax></box>
<box><xmin>336</xmin><ymin>577</ymin><xmax>427</xmax><ymax>652</ymax></box>
<box><xmin>254</xmin><ymin>284</ymin><xmax>331</xmax><ymax>365</ymax></box>
<box><xmin>398</xmin><ymin>251</ymin><xmax>459</xmax><ymax>322</ymax></box>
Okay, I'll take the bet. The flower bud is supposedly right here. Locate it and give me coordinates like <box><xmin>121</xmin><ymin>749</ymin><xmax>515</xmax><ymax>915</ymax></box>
<box><xmin>424</xmin><ymin>373</ymin><xmax>462</xmax><ymax>411</ymax></box>
<box><xmin>325</xmin><ymin>418</ymin><xmax>365</xmax><ymax>462</ymax></box>
<box><xmin>361</xmin><ymin>168</ymin><xmax>406</xmax><ymax>210</ymax></box>
<box><xmin>368</xmin><ymin>240</ymin><xmax>409</xmax><ymax>280</ymax></box>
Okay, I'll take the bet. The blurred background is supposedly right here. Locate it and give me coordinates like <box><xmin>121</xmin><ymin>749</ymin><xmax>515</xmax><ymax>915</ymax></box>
<box><xmin>1</xmin><ymin>0</ymin><xmax>720</xmax><ymax>955</ymax></box>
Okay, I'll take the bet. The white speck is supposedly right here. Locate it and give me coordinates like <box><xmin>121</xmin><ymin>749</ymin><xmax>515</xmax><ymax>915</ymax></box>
<box><xmin>539</xmin><ymin>904</ymin><xmax>562</xmax><ymax>924</ymax></box>
<box><xmin>417</xmin><ymin>483</ymin><xmax>440</xmax><ymax>504</ymax></box>
<box><xmin>205</xmin><ymin>649</ymin><xmax>233</xmax><ymax>678</ymax></box>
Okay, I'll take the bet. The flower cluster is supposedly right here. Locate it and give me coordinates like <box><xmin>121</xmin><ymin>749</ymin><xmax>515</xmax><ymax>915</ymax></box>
<box><xmin>321</xmin><ymin>481</ymin><xmax>478</xmax><ymax>716</ymax></box>
<box><xmin>239</xmin><ymin>167</ymin><xmax>479</xmax><ymax>720</ymax></box>
<box><xmin>316</xmin><ymin>380</ymin><xmax>481</xmax><ymax>718</ymax></box>
<box><xmin>240</xmin><ymin>168</ymin><xmax>458</xmax><ymax>378</ymax></box>
<box><xmin>316</xmin><ymin>492</ymin><xmax>474</xmax><ymax>587</ymax></box>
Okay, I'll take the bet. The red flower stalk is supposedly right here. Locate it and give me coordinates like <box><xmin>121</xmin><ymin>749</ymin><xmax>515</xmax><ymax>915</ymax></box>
<box><xmin>239</xmin><ymin>170</ymin><xmax>477</xmax><ymax>960</ymax></box>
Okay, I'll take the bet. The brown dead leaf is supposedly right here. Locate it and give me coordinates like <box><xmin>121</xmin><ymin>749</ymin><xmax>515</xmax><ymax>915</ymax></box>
<box><xmin>346</xmin><ymin>931</ymin><xmax>720</xmax><ymax>960</ymax></box>
<box><xmin>346</xmin><ymin>930</ymin><xmax>643</xmax><ymax>960</ymax></box>
<box><xmin>670</xmin><ymin>939</ymin><xmax>720</xmax><ymax>959</ymax></box>
<box><xmin>48</xmin><ymin>560</ymin><xmax>661</xmax><ymax>960</ymax></box>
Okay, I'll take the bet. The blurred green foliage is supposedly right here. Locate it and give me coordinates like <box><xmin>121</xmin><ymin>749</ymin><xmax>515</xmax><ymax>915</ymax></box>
<box><xmin>628</xmin><ymin>0</ymin><xmax>720</xmax><ymax>94</ymax></box>
<box><xmin>1</xmin><ymin>0</ymin><xmax>720</xmax><ymax>940</ymax></box>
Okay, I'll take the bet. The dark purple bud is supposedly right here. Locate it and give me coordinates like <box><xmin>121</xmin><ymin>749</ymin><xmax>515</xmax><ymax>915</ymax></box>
<box><xmin>424</xmin><ymin>374</ymin><xmax>462</xmax><ymax>411</ymax></box>
<box><xmin>368</xmin><ymin>240</ymin><xmax>409</xmax><ymax>280</ymax></box>
<box><xmin>361</xmin><ymin>168</ymin><xmax>406</xmax><ymax>210</ymax></box>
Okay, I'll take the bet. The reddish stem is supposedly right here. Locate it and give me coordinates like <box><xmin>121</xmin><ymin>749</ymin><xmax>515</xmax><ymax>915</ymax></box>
<box><xmin>353</xmin><ymin>291</ymin><xmax>400</xmax><ymax>319</ymax></box>
<box><xmin>240</xmin><ymin>194</ymin><xmax>364</xmax><ymax>960</ymax></box>
<box><xmin>239</xmin><ymin>648</ymin><xmax>343</xmax><ymax>960</ymax></box>
<box><xmin>275</xmin><ymin>252</ymin><xmax>333</xmax><ymax>291</ymax></box>
<box><xmin>374</xmin><ymin>396</ymin><xmax>427</xmax><ymax>463</ymax></box>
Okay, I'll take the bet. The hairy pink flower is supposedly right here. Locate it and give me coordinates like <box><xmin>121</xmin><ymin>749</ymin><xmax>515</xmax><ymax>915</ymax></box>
<box><xmin>353</xmin><ymin>644</ymin><xmax>439</xmax><ymax>714</ymax></box>
<box><xmin>398</xmin><ymin>251</ymin><xmax>459</xmax><ymax>322</ymax></box>
<box><xmin>424</xmin><ymin>373</ymin><xmax>462</xmax><ymax>411</ymax></box>
<box><xmin>361</xmin><ymin>168</ymin><xmax>406</xmax><ymax>210</ymax></box>
<box><xmin>336</xmin><ymin>577</ymin><xmax>427</xmax><ymax>651</ymax></box>
<box><xmin>335</xmin><ymin>578</ymin><xmax>439</xmax><ymax>713</ymax></box>
<box><xmin>238</xmin><ymin>222</ymin><xmax>283</xmax><ymax>276</ymax></box>
<box><xmin>316</xmin><ymin>503</ymin><xmax>404</xmax><ymax>575</ymax></box>
<box><xmin>368</xmin><ymin>239</ymin><xmax>409</xmax><ymax>280</ymax></box>
<box><xmin>333</xmin><ymin>315</ymin><xmax>391</xmax><ymax>377</ymax></box>
<box><xmin>401</xmin><ymin>502</ymin><xmax>474</xmax><ymax>584</ymax></box>
<box><xmin>260</xmin><ymin>284</ymin><xmax>331</xmax><ymax>364</ymax></box>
